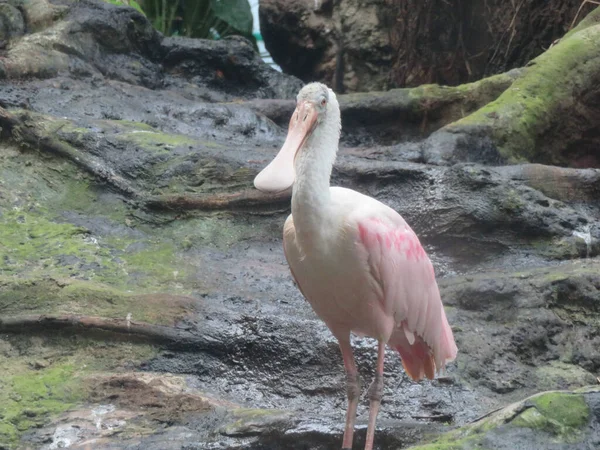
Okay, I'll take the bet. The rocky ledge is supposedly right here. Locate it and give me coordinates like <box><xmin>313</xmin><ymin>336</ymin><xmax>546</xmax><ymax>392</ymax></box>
<box><xmin>0</xmin><ymin>1</ymin><xmax>599</xmax><ymax>449</ymax></box>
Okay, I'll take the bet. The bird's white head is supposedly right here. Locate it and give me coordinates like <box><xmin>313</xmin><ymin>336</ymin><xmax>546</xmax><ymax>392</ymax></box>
<box><xmin>254</xmin><ymin>82</ymin><xmax>341</xmax><ymax>193</ymax></box>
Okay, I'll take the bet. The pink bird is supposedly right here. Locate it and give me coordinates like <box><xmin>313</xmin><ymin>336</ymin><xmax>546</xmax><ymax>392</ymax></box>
<box><xmin>254</xmin><ymin>83</ymin><xmax>457</xmax><ymax>450</ymax></box>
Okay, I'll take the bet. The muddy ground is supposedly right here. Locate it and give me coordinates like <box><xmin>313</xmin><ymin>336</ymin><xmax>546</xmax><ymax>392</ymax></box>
<box><xmin>0</xmin><ymin>1</ymin><xmax>599</xmax><ymax>449</ymax></box>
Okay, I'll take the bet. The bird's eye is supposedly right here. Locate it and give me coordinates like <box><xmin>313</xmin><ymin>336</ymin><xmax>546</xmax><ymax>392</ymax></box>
<box><xmin>321</xmin><ymin>98</ymin><xmax>327</xmax><ymax>107</ymax></box>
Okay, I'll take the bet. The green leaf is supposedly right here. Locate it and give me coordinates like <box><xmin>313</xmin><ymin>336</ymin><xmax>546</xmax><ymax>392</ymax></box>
<box><xmin>210</xmin><ymin>0</ymin><xmax>253</xmax><ymax>35</ymax></box>
<box><xmin>103</xmin><ymin>0</ymin><xmax>146</xmax><ymax>15</ymax></box>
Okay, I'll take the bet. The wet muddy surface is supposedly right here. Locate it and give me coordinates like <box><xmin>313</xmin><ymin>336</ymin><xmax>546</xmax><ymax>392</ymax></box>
<box><xmin>1</xmin><ymin>1</ymin><xmax>600</xmax><ymax>449</ymax></box>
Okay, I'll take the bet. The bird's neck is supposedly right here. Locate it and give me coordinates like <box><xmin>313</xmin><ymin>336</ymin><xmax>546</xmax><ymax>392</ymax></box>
<box><xmin>291</xmin><ymin>121</ymin><xmax>339</xmax><ymax>241</ymax></box>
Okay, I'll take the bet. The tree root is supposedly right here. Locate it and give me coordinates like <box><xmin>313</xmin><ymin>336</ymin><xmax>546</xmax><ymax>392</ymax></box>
<box><xmin>0</xmin><ymin>106</ymin><xmax>141</xmax><ymax>198</ymax></box>
<box><xmin>0</xmin><ymin>106</ymin><xmax>291</xmax><ymax>212</ymax></box>
<box><xmin>245</xmin><ymin>70</ymin><xmax>519</xmax><ymax>134</ymax></box>
<box><xmin>496</xmin><ymin>164</ymin><xmax>600</xmax><ymax>202</ymax></box>
<box><xmin>0</xmin><ymin>314</ymin><xmax>227</xmax><ymax>355</ymax></box>
<box><xmin>444</xmin><ymin>7</ymin><xmax>600</xmax><ymax>166</ymax></box>
<box><xmin>144</xmin><ymin>189</ymin><xmax>292</xmax><ymax>211</ymax></box>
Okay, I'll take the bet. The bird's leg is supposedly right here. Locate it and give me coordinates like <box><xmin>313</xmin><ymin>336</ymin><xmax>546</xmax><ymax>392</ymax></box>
<box><xmin>364</xmin><ymin>341</ymin><xmax>385</xmax><ymax>450</ymax></box>
<box><xmin>339</xmin><ymin>338</ymin><xmax>360</xmax><ymax>450</ymax></box>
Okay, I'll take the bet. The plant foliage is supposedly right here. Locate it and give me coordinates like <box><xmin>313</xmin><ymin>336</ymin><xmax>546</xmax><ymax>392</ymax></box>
<box><xmin>139</xmin><ymin>0</ymin><xmax>254</xmax><ymax>42</ymax></box>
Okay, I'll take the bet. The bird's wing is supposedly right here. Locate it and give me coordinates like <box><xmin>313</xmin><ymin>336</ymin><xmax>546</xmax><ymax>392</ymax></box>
<box><xmin>282</xmin><ymin>215</ymin><xmax>307</xmax><ymax>298</ymax></box>
<box><xmin>351</xmin><ymin>209</ymin><xmax>457</xmax><ymax>375</ymax></box>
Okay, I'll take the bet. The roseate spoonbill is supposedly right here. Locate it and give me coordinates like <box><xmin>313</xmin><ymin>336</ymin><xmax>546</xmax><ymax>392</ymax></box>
<box><xmin>254</xmin><ymin>83</ymin><xmax>457</xmax><ymax>450</ymax></box>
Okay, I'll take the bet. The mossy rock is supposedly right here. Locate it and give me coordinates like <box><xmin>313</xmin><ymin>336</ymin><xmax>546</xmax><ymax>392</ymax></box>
<box><xmin>449</xmin><ymin>8</ymin><xmax>600</xmax><ymax>166</ymax></box>
<box><xmin>512</xmin><ymin>392</ymin><xmax>589</xmax><ymax>437</ymax></box>
<box><xmin>0</xmin><ymin>334</ymin><xmax>157</xmax><ymax>449</ymax></box>
<box><xmin>0</xmin><ymin>277</ymin><xmax>196</xmax><ymax>325</ymax></box>
<box><xmin>408</xmin><ymin>388</ymin><xmax>598</xmax><ymax>449</ymax></box>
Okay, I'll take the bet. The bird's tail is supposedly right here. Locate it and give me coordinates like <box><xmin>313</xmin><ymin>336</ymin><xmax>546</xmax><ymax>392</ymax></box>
<box><xmin>394</xmin><ymin>337</ymin><xmax>436</xmax><ymax>381</ymax></box>
<box><xmin>392</xmin><ymin>313</ymin><xmax>457</xmax><ymax>381</ymax></box>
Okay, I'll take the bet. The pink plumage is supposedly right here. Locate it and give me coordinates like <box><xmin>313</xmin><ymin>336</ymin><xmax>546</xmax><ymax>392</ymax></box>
<box><xmin>254</xmin><ymin>82</ymin><xmax>457</xmax><ymax>450</ymax></box>
<box><xmin>356</xmin><ymin>216</ymin><xmax>457</xmax><ymax>380</ymax></box>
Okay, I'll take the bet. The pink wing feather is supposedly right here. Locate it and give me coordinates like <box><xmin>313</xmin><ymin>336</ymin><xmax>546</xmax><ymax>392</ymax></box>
<box><xmin>356</xmin><ymin>214</ymin><xmax>457</xmax><ymax>380</ymax></box>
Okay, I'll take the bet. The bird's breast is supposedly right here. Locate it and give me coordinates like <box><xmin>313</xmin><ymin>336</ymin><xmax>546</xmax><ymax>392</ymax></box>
<box><xmin>285</xmin><ymin>227</ymin><xmax>390</xmax><ymax>338</ymax></box>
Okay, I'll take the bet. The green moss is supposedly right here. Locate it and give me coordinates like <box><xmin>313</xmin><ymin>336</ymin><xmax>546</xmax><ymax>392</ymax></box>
<box><xmin>0</xmin><ymin>422</ymin><xmax>18</xmax><ymax>446</ymax></box>
<box><xmin>53</xmin><ymin>178</ymin><xmax>129</xmax><ymax>224</ymax></box>
<box><xmin>0</xmin><ymin>208</ymin><xmax>121</xmax><ymax>280</ymax></box>
<box><xmin>59</xmin><ymin>178</ymin><xmax>98</xmax><ymax>210</ymax></box>
<box><xmin>119</xmin><ymin>241</ymin><xmax>179</xmax><ymax>282</ymax></box>
<box><xmin>406</xmin><ymin>72</ymin><xmax>514</xmax><ymax>104</ymax></box>
<box><xmin>406</xmin><ymin>72</ymin><xmax>517</xmax><ymax>117</ymax></box>
<box><xmin>60</xmin><ymin>118</ymin><xmax>155</xmax><ymax>136</ymax></box>
<box><xmin>105</xmin><ymin>119</ymin><xmax>156</xmax><ymax>131</ymax></box>
<box><xmin>406</xmin><ymin>427</ymin><xmax>484</xmax><ymax>449</ymax></box>
<box><xmin>0</xmin><ymin>363</ymin><xmax>82</xmax><ymax>447</ymax></box>
<box><xmin>536</xmin><ymin>362</ymin><xmax>596</xmax><ymax>390</ymax></box>
<box><xmin>0</xmin><ymin>334</ymin><xmax>157</xmax><ymax>448</ymax></box>
<box><xmin>532</xmin><ymin>392</ymin><xmax>589</xmax><ymax>429</ymax></box>
<box><xmin>0</xmin><ymin>277</ymin><xmax>193</xmax><ymax>325</ymax></box>
<box><xmin>408</xmin><ymin>387</ymin><xmax>595</xmax><ymax>450</ymax></box>
<box><xmin>116</xmin><ymin>130</ymin><xmax>197</xmax><ymax>153</ymax></box>
<box><xmin>59</xmin><ymin>116</ymin><xmax>198</xmax><ymax>155</ymax></box>
<box><xmin>408</xmin><ymin>83</ymin><xmax>454</xmax><ymax>101</ymax></box>
<box><xmin>103</xmin><ymin>0</ymin><xmax>145</xmax><ymax>14</ymax></box>
<box><xmin>455</xmin><ymin>72</ymin><xmax>517</xmax><ymax>95</ymax></box>
<box><xmin>500</xmin><ymin>188</ymin><xmax>524</xmax><ymax>212</ymax></box>
<box><xmin>407</xmin><ymin>409</ymin><xmax>502</xmax><ymax>449</ymax></box>
<box><xmin>453</xmin><ymin>17</ymin><xmax>600</xmax><ymax>162</ymax></box>
<box><xmin>531</xmin><ymin>236</ymin><xmax>584</xmax><ymax>260</ymax></box>
<box><xmin>512</xmin><ymin>392</ymin><xmax>589</xmax><ymax>439</ymax></box>
<box><xmin>0</xmin><ymin>142</ymin><xmax>191</xmax><ymax>292</ymax></box>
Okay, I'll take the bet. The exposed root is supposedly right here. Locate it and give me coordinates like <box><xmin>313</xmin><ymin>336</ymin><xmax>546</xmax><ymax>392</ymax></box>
<box><xmin>247</xmin><ymin>72</ymin><xmax>519</xmax><ymax>129</ymax></box>
<box><xmin>496</xmin><ymin>164</ymin><xmax>600</xmax><ymax>202</ymax></box>
<box><xmin>0</xmin><ymin>106</ymin><xmax>291</xmax><ymax>212</ymax></box>
<box><xmin>0</xmin><ymin>106</ymin><xmax>141</xmax><ymax>199</ymax></box>
<box><xmin>144</xmin><ymin>189</ymin><xmax>292</xmax><ymax>211</ymax></box>
<box><xmin>0</xmin><ymin>314</ymin><xmax>228</xmax><ymax>355</ymax></box>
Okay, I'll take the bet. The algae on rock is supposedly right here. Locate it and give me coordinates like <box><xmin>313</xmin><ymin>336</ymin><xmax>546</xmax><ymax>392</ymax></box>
<box><xmin>409</xmin><ymin>389</ymin><xmax>597</xmax><ymax>450</ymax></box>
<box><xmin>1</xmin><ymin>1</ymin><xmax>600</xmax><ymax>449</ymax></box>
<box><xmin>442</xmin><ymin>7</ymin><xmax>600</xmax><ymax>167</ymax></box>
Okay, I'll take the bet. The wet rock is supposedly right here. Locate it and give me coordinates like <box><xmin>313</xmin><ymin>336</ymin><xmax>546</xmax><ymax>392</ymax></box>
<box><xmin>440</xmin><ymin>260</ymin><xmax>600</xmax><ymax>394</ymax></box>
<box><xmin>421</xmin><ymin>126</ymin><xmax>504</xmax><ymax>166</ymax></box>
<box><xmin>408</xmin><ymin>387</ymin><xmax>600</xmax><ymax>449</ymax></box>
<box><xmin>161</xmin><ymin>36</ymin><xmax>303</xmax><ymax>100</ymax></box>
<box><xmin>0</xmin><ymin>0</ymin><xmax>301</xmax><ymax>100</ymax></box>
<box><xmin>247</xmin><ymin>70</ymin><xmax>521</xmax><ymax>146</ymax></box>
<box><xmin>0</xmin><ymin>1</ymin><xmax>600</xmax><ymax>449</ymax></box>
<box><xmin>0</xmin><ymin>3</ymin><xmax>24</xmax><ymax>47</ymax></box>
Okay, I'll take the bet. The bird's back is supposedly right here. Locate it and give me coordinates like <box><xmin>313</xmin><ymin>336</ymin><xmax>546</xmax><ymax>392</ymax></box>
<box><xmin>284</xmin><ymin>186</ymin><xmax>457</xmax><ymax>378</ymax></box>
